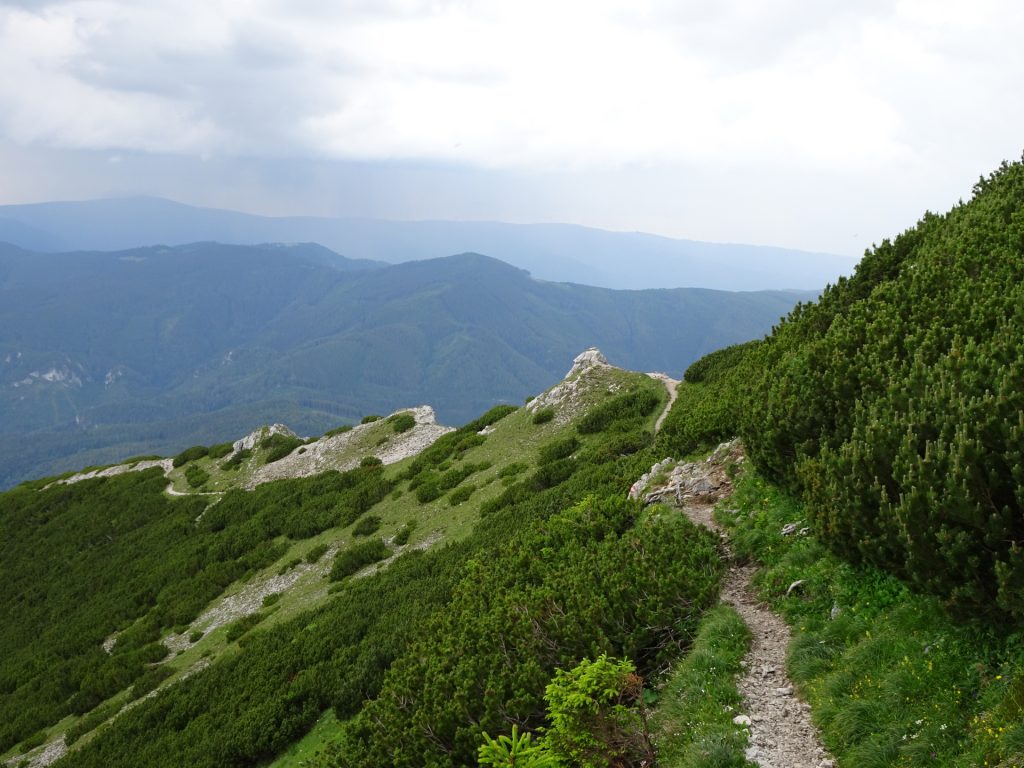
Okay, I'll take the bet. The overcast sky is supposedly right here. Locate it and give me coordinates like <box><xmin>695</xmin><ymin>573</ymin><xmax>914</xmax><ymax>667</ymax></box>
<box><xmin>1</xmin><ymin>0</ymin><xmax>1022</xmax><ymax>256</ymax></box>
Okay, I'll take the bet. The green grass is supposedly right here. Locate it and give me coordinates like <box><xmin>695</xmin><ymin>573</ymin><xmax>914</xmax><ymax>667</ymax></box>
<box><xmin>716</xmin><ymin>469</ymin><xmax>1024</xmax><ymax>768</ymax></box>
<box><xmin>651</xmin><ymin>604</ymin><xmax>755</xmax><ymax>768</ymax></box>
<box><xmin>268</xmin><ymin>710</ymin><xmax>342</xmax><ymax>767</ymax></box>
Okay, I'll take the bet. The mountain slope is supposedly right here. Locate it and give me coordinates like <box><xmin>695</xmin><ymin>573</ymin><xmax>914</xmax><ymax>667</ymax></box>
<box><xmin>0</xmin><ymin>244</ymin><xmax>814</xmax><ymax>488</ymax></box>
<box><xmin>0</xmin><ymin>354</ymin><xmax>722</xmax><ymax>768</ymax></box>
<box><xmin>656</xmin><ymin>156</ymin><xmax>1024</xmax><ymax>621</ymax></box>
<box><xmin>646</xmin><ymin>154</ymin><xmax>1024</xmax><ymax>768</ymax></box>
<box><xmin>0</xmin><ymin>196</ymin><xmax>856</xmax><ymax>290</ymax></box>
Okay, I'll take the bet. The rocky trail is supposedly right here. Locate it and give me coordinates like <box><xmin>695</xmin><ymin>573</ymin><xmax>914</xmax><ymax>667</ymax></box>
<box><xmin>631</xmin><ymin>444</ymin><xmax>833</xmax><ymax>768</ymax></box>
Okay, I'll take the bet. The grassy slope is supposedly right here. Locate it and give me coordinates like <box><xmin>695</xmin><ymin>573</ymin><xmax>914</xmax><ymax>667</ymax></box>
<box><xmin>0</xmin><ymin>365</ymin><xmax>665</xmax><ymax>766</ymax></box>
<box><xmin>268</xmin><ymin>365</ymin><xmax>665</xmax><ymax>766</ymax></box>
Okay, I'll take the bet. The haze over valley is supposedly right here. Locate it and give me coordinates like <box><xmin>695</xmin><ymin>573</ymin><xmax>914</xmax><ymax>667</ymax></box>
<box><xmin>0</xmin><ymin>239</ymin><xmax>816</xmax><ymax>488</ymax></box>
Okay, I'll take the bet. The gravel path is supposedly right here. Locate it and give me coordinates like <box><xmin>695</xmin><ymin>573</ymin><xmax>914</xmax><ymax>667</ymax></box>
<box><xmin>633</xmin><ymin>444</ymin><xmax>834</xmax><ymax>768</ymax></box>
<box><xmin>686</xmin><ymin>502</ymin><xmax>833</xmax><ymax>768</ymax></box>
<box><xmin>646</xmin><ymin>372</ymin><xmax>679</xmax><ymax>433</ymax></box>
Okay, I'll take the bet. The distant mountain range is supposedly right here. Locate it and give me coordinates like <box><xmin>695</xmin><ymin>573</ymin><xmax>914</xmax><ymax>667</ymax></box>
<box><xmin>0</xmin><ymin>197</ymin><xmax>856</xmax><ymax>291</ymax></box>
<box><xmin>0</xmin><ymin>241</ymin><xmax>815</xmax><ymax>487</ymax></box>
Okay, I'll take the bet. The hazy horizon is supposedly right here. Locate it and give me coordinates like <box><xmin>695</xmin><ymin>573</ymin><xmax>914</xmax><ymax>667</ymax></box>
<box><xmin>2</xmin><ymin>2</ymin><xmax>1023</xmax><ymax>257</ymax></box>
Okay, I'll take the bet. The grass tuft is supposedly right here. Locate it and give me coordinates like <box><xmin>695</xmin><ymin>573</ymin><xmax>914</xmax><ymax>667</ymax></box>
<box><xmin>651</xmin><ymin>604</ymin><xmax>755</xmax><ymax>768</ymax></box>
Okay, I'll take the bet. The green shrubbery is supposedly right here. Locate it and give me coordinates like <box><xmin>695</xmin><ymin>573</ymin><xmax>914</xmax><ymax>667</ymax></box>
<box><xmin>478</xmin><ymin>655</ymin><xmax>654</xmax><ymax>768</ymax></box>
<box><xmin>538</xmin><ymin>435</ymin><xmax>579</xmax><ymax>465</ymax></box>
<box><xmin>0</xmin><ymin>458</ymin><xmax>397</xmax><ymax>753</ymax></box>
<box><xmin>392</xmin><ymin>521</ymin><xmax>416</xmax><ymax>546</ymax></box>
<box><xmin>655</xmin><ymin>341</ymin><xmax>760</xmax><ymax>459</ymax></box>
<box><xmin>329</xmin><ymin>539</ymin><xmax>390</xmax><ymax>580</ymax></box>
<box><xmin>532</xmin><ymin>407</ymin><xmax>555</xmax><ymax>424</ymax></box>
<box><xmin>543</xmin><ymin>655</ymin><xmax>654</xmax><ymax>768</ymax></box>
<box><xmin>219</xmin><ymin>448</ymin><xmax>251</xmax><ymax>470</ymax></box>
<box><xmin>44</xmin><ymin>380</ymin><xmax>719</xmax><ymax>768</ymax></box>
<box><xmin>128</xmin><ymin>666</ymin><xmax>174</xmax><ymax>701</ymax></box>
<box><xmin>65</xmin><ymin>700</ymin><xmax>120</xmax><ymax>745</ymax></box>
<box><xmin>207</xmin><ymin>442</ymin><xmax>234</xmax><ymax>460</ymax></box>
<box><xmin>172</xmin><ymin>445</ymin><xmax>208</xmax><ymax>468</ymax></box>
<box><xmin>743</xmin><ymin>158</ymin><xmax>1024</xmax><ymax>620</ymax></box>
<box><xmin>225</xmin><ymin>612</ymin><xmax>267</xmax><ymax>643</ymax></box>
<box><xmin>18</xmin><ymin>729</ymin><xmax>47</xmax><ymax>754</ymax></box>
<box><xmin>330</xmin><ymin>493</ymin><xmax>720</xmax><ymax>767</ymax></box>
<box><xmin>576</xmin><ymin>389</ymin><xmax>660</xmax><ymax>434</ymax></box>
<box><xmin>260</xmin><ymin>433</ymin><xmax>305</xmax><ymax>464</ymax></box>
<box><xmin>448</xmin><ymin>484</ymin><xmax>475</xmax><ymax>506</ymax></box>
<box><xmin>387</xmin><ymin>412</ymin><xmax>416</xmax><ymax>433</ymax></box>
<box><xmin>352</xmin><ymin>515</ymin><xmax>382</xmax><ymax>537</ymax></box>
<box><xmin>184</xmin><ymin>464</ymin><xmax>210</xmax><ymax>489</ymax></box>
<box><xmin>305</xmin><ymin>543</ymin><xmax>330</xmax><ymax>563</ymax></box>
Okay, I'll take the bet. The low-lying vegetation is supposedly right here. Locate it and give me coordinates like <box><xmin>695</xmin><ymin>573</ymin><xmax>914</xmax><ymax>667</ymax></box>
<box><xmin>718</xmin><ymin>470</ymin><xmax>1024</xmax><ymax>768</ymax></box>
<box><xmin>650</xmin><ymin>604</ymin><xmax>752</xmax><ymax>768</ymax></box>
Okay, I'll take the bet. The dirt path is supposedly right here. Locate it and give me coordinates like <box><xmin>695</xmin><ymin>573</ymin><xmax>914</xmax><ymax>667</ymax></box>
<box><xmin>164</xmin><ymin>482</ymin><xmax>222</xmax><ymax>498</ymax></box>
<box><xmin>646</xmin><ymin>372</ymin><xmax>679</xmax><ymax>433</ymax></box>
<box><xmin>632</xmin><ymin>445</ymin><xmax>833</xmax><ymax>768</ymax></box>
<box><xmin>685</xmin><ymin>502</ymin><xmax>833</xmax><ymax>768</ymax></box>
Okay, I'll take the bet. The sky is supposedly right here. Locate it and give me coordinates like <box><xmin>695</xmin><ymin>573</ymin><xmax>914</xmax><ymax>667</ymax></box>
<box><xmin>0</xmin><ymin>0</ymin><xmax>1022</xmax><ymax>256</ymax></box>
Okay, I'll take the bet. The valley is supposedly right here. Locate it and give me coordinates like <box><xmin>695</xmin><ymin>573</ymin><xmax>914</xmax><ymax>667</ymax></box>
<box><xmin>0</xmin><ymin>243</ymin><xmax>813</xmax><ymax>489</ymax></box>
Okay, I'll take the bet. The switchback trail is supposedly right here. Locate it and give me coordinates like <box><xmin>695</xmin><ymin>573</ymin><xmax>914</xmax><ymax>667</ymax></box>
<box><xmin>631</xmin><ymin>444</ymin><xmax>833</xmax><ymax>768</ymax></box>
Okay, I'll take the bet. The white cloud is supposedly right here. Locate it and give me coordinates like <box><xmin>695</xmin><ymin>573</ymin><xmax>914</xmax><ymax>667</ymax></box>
<box><xmin>0</xmin><ymin>0</ymin><xmax>1022</xmax><ymax>255</ymax></box>
<box><xmin>2</xmin><ymin>0</ymin><xmax>1021</xmax><ymax>171</ymax></box>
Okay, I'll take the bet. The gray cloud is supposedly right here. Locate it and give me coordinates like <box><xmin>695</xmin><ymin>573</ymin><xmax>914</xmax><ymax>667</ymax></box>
<box><xmin>0</xmin><ymin>1</ymin><xmax>1021</xmax><ymax>256</ymax></box>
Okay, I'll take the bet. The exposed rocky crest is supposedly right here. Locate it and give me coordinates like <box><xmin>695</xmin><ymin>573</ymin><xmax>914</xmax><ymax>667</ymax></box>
<box><xmin>230</xmin><ymin>423</ymin><xmax>297</xmax><ymax>455</ymax></box>
<box><xmin>246</xmin><ymin>406</ymin><xmax>453</xmax><ymax>488</ymax></box>
<box><xmin>526</xmin><ymin>347</ymin><xmax>619</xmax><ymax>426</ymax></box>
<box><xmin>629</xmin><ymin>439</ymin><xmax>743</xmax><ymax>505</ymax></box>
<box><xmin>56</xmin><ymin>458</ymin><xmax>173</xmax><ymax>487</ymax></box>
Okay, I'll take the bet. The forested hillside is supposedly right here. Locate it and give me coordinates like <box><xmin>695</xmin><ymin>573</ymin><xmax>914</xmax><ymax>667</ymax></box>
<box><xmin>659</xmin><ymin>155</ymin><xmax>1024</xmax><ymax>619</ymax></box>
<box><xmin>0</xmin><ymin>242</ymin><xmax>813</xmax><ymax>488</ymax></box>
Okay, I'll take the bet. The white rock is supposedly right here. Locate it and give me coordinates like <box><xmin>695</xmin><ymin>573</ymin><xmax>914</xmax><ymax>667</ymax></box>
<box><xmin>565</xmin><ymin>347</ymin><xmax>609</xmax><ymax>377</ymax></box>
<box><xmin>733</xmin><ymin>714</ymin><xmax>752</xmax><ymax>726</ymax></box>
<box><xmin>231</xmin><ymin>423</ymin><xmax>297</xmax><ymax>455</ymax></box>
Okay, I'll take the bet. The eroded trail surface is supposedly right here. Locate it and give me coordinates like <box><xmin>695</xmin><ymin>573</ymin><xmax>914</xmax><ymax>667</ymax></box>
<box><xmin>631</xmin><ymin>444</ymin><xmax>833</xmax><ymax>768</ymax></box>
